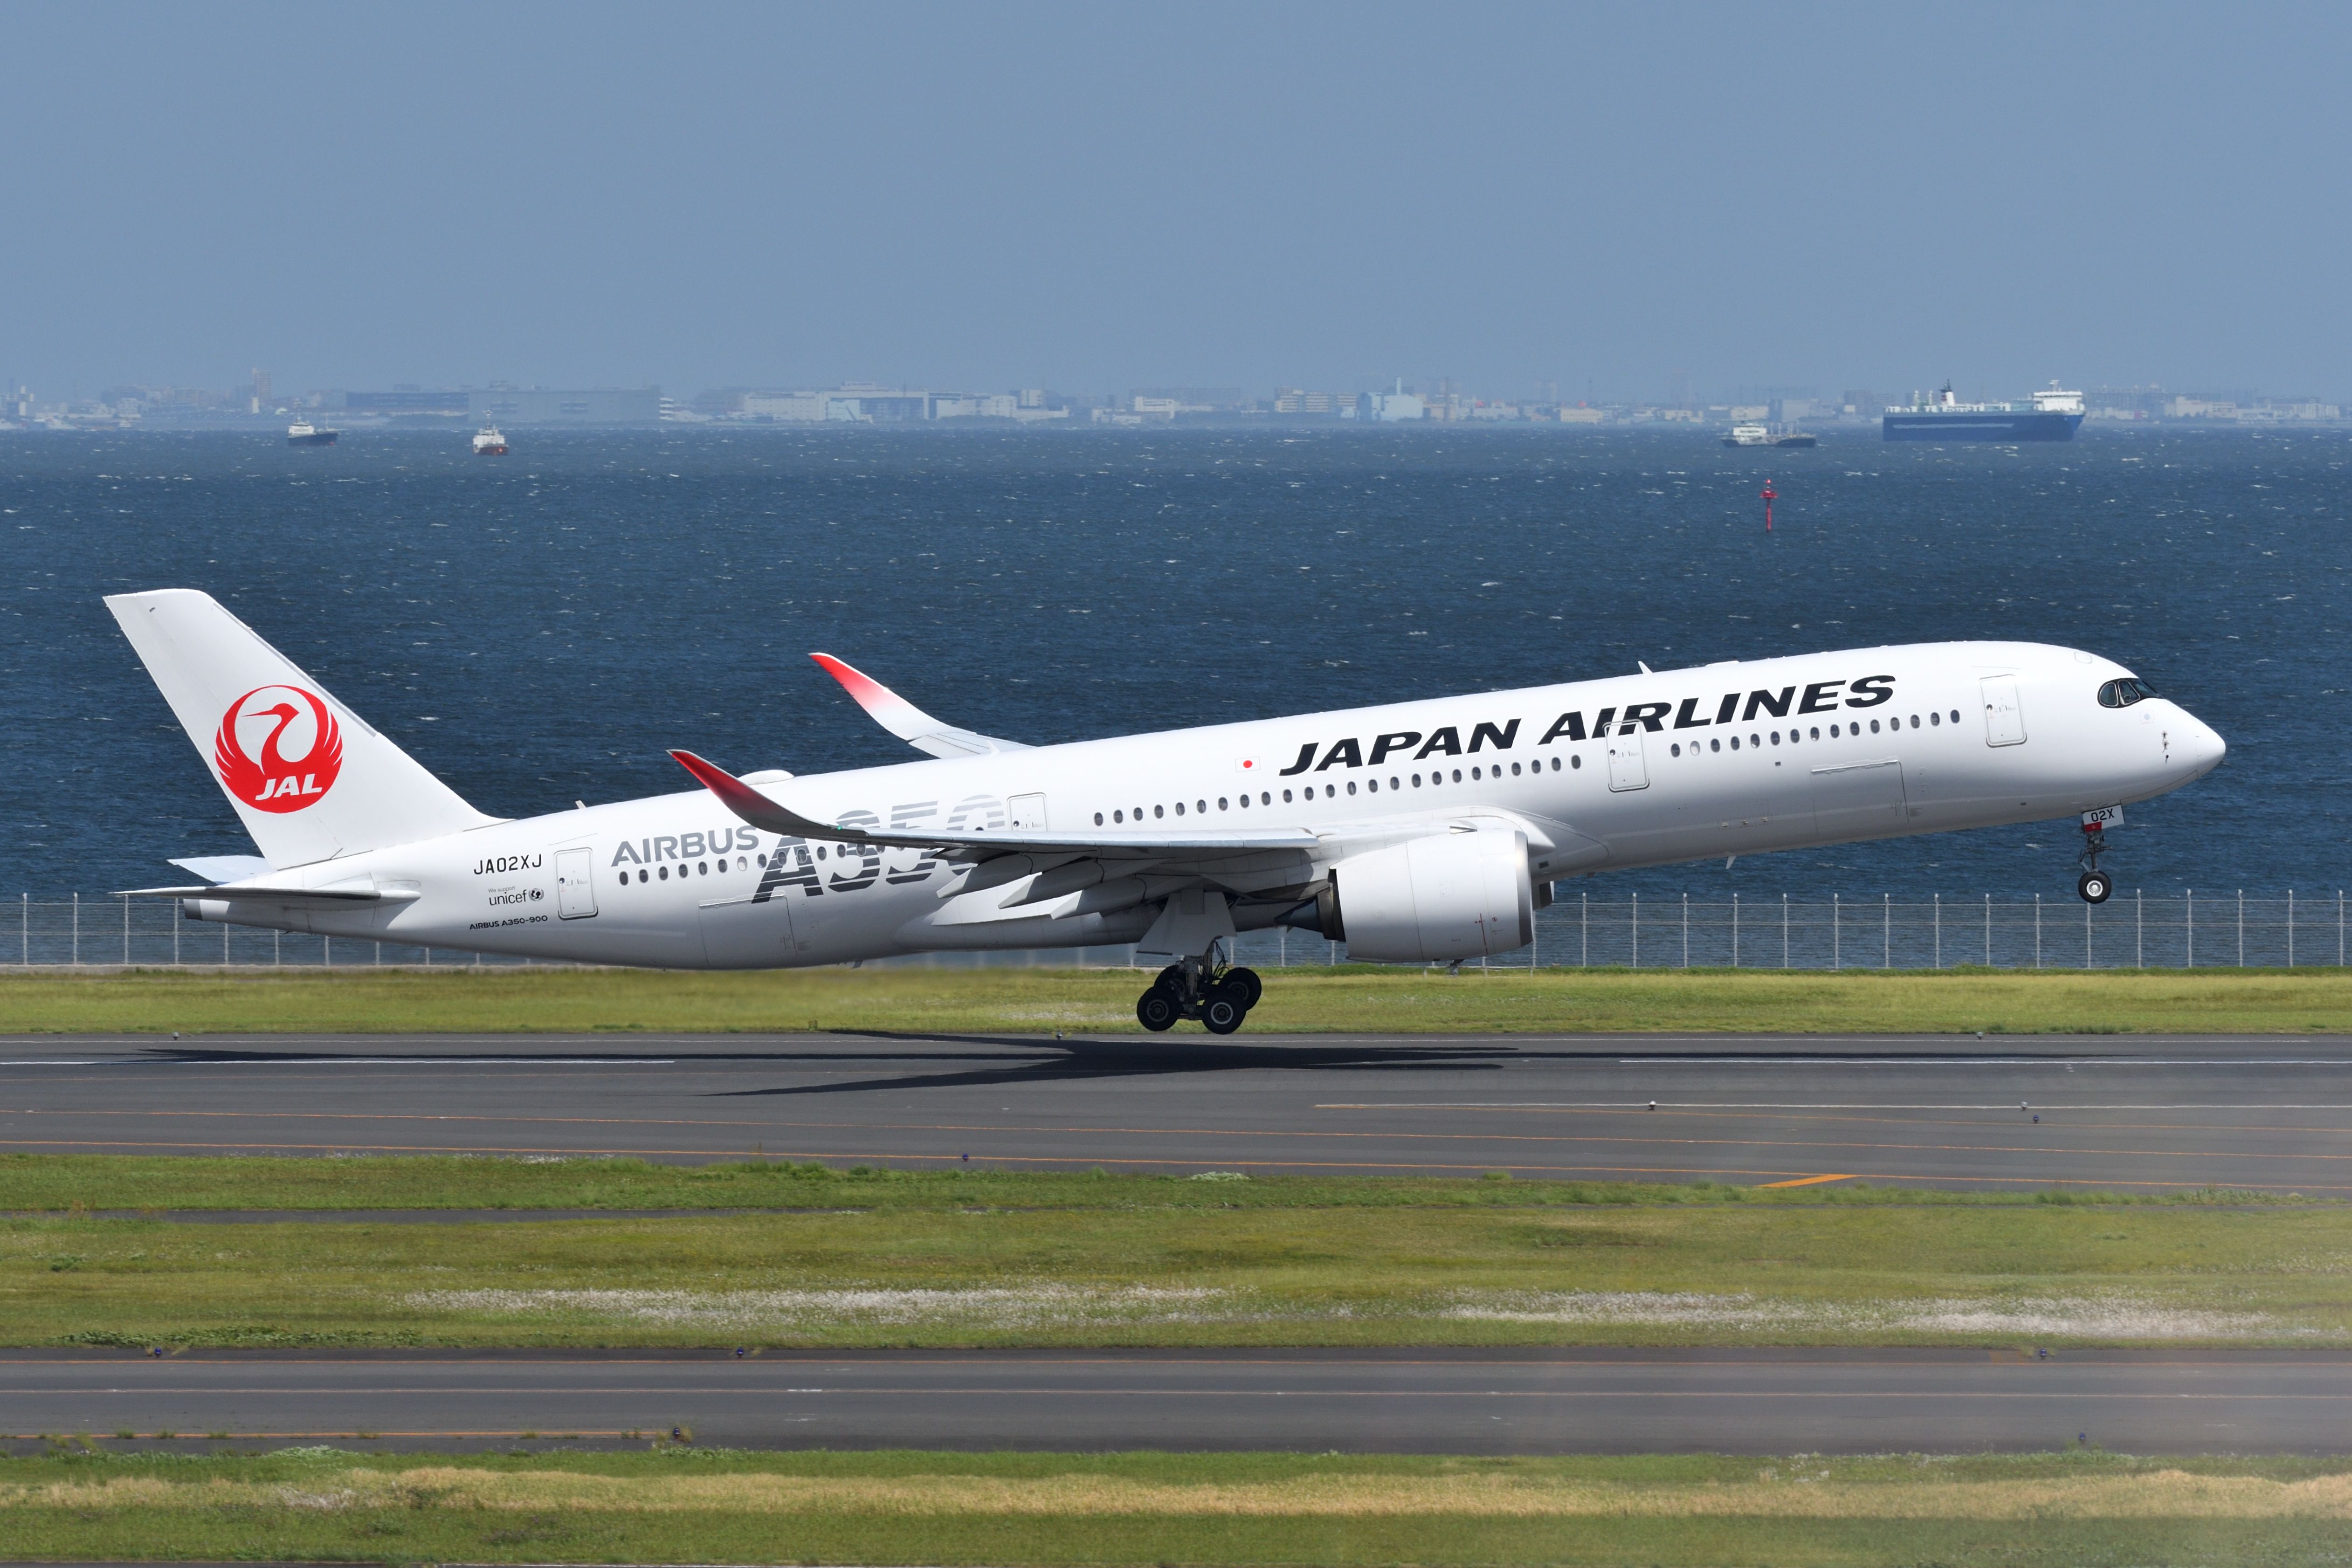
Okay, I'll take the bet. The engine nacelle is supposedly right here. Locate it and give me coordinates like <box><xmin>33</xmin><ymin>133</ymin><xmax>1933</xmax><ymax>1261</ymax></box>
<box><xmin>1324</xmin><ymin>829</ymin><xmax>1535</xmax><ymax>963</ymax></box>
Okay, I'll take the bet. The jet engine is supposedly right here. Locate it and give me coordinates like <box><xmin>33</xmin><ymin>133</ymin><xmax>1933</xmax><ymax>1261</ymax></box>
<box><xmin>1319</xmin><ymin>829</ymin><xmax>1536</xmax><ymax>963</ymax></box>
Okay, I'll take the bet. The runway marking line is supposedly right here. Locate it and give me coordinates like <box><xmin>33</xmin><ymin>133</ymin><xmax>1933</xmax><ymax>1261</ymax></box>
<box><xmin>14</xmin><ymin>1105</ymin><xmax>2352</xmax><ymax>1167</ymax></box>
<box><xmin>7</xmin><ymin>1389</ymin><xmax>2349</xmax><ymax>1403</ymax></box>
<box><xmin>1757</xmin><ymin>1173</ymin><xmax>1857</xmax><ymax>1188</ymax></box>
<box><xmin>2</xmin><ymin>1135</ymin><xmax>2350</xmax><ymax>1192</ymax></box>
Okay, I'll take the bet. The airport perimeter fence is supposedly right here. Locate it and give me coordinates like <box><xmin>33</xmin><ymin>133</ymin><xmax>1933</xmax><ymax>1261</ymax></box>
<box><xmin>4</xmin><ymin>890</ymin><xmax>2346</xmax><ymax>973</ymax></box>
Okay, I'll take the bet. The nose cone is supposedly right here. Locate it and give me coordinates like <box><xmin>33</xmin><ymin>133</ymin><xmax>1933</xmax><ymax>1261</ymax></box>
<box><xmin>2178</xmin><ymin>708</ymin><xmax>2227</xmax><ymax>777</ymax></box>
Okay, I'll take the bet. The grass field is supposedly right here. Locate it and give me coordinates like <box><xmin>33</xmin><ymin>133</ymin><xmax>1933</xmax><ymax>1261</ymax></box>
<box><xmin>4</xmin><ymin>1159</ymin><xmax>2346</xmax><ymax>1348</ymax></box>
<box><xmin>2</xmin><ymin>1447</ymin><xmax>2349</xmax><ymax>1566</ymax></box>
<box><xmin>6</xmin><ymin>963</ymin><xmax>2352</xmax><ymax>1034</ymax></box>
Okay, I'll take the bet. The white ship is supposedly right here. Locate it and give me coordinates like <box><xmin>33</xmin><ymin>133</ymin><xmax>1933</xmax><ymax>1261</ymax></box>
<box><xmin>286</xmin><ymin>421</ymin><xmax>338</xmax><ymax>447</ymax></box>
<box><xmin>472</xmin><ymin>425</ymin><xmax>508</xmax><ymax>455</ymax></box>
<box><xmin>1723</xmin><ymin>423</ymin><xmax>1818</xmax><ymax>449</ymax></box>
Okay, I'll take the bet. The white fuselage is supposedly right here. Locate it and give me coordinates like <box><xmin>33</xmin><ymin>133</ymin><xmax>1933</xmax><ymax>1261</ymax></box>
<box><xmin>188</xmin><ymin>640</ymin><xmax>2225</xmax><ymax>968</ymax></box>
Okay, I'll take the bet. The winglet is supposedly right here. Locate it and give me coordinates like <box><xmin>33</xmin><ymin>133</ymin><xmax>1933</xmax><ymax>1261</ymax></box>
<box><xmin>810</xmin><ymin>652</ymin><xmax>1029</xmax><ymax>757</ymax></box>
<box><xmin>669</xmin><ymin>750</ymin><xmax>858</xmax><ymax>841</ymax></box>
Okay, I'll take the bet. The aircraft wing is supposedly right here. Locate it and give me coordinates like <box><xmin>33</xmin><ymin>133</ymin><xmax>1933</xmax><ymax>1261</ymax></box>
<box><xmin>671</xmin><ymin>750</ymin><xmax>1317</xmax><ymax>860</ymax></box>
<box><xmin>812</xmin><ymin>653</ymin><xmax>1031</xmax><ymax>758</ymax></box>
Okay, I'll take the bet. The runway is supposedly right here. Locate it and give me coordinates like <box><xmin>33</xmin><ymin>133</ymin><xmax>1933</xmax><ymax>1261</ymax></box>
<box><xmin>4</xmin><ymin>1348</ymin><xmax>2343</xmax><ymax>1455</ymax></box>
<box><xmin>7</xmin><ymin>1032</ymin><xmax>2352</xmax><ymax>1191</ymax></box>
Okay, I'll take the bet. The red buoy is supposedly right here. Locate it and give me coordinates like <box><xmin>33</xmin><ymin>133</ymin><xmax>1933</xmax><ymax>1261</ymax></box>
<box><xmin>1761</xmin><ymin>481</ymin><xmax>1777</xmax><ymax>532</ymax></box>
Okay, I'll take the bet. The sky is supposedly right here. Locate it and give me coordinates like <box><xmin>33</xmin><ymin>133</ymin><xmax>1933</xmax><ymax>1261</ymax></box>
<box><xmin>3</xmin><ymin>2</ymin><xmax>2346</xmax><ymax>403</ymax></box>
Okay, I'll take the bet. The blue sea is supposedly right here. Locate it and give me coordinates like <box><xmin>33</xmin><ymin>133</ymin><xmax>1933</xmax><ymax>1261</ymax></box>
<box><xmin>3</xmin><ymin>426</ymin><xmax>2345</xmax><ymax>904</ymax></box>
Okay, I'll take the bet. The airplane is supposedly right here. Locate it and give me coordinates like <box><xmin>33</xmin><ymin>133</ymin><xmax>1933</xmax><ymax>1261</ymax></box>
<box><xmin>108</xmin><ymin>589</ymin><xmax>2225</xmax><ymax>1034</ymax></box>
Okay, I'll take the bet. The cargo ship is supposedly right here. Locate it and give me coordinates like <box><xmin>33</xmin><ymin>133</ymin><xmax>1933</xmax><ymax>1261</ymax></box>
<box><xmin>1883</xmin><ymin>383</ymin><xmax>2083</xmax><ymax>442</ymax></box>
<box><xmin>285</xmin><ymin>421</ymin><xmax>338</xmax><ymax>447</ymax></box>
<box><xmin>472</xmin><ymin>425</ymin><xmax>508</xmax><ymax>455</ymax></box>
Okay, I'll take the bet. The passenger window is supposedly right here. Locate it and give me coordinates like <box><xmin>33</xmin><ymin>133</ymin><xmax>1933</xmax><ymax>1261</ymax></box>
<box><xmin>1670</xmin><ymin>743</ymin><xmax>1681</xmax><ymax>757</ymax></box>
<box><xmin>1261</xmin><ymin>792</ymin><xmax>1271</xmax><ymax>805</ymax></box>
<box><xmin>1950</xmin><ymin>709</ymin><xmax>1960</xmax><ymax>723</ymax></box>
<box><xmin>1710</xmin><ymin>738</ymin><xmax>1721</xmax><ymax>752</ymax></box>
<box><xmin>1412</xmin><ymin>773</ymin><xmax>1422</xmax><ymax>787</ymax></box>
<box><xmin>639</xmin><ymin>869</ymin><xmax>649</xmax><ymax>883</ymax></box>
<box><xmin>1870</xmin><ymin>719</ymin><xmax>1881</xmax><ymax>733</ymax></box>
<box><xmin>1366</xmin><ymin>780</ymin><xmax>1378</xmax><ymax>793</ymax></box>
<box><xmin>1155</xmin><ymin>805</ymin><xmax>1165</xmax><ymax>818</ymax></box>
<box><xmin>1551</xmin><ymin>756</ymin><xmax>1561</xmax><ymax>770</ymax></box>
<box><xmin>1830</xmin><ymin>723</ymin><xmax>1839</xmax><ymax>736</ymax></box>
<box><xmin>1770</xmin><ymin>731</ymin><xmax>1780</xmax><ymax>745</ymax></box>
<box><xmin>1346</xmin><ymin>781</ymin><xmax>1357</xmax><ymax>795</ymax></box>
<box><xmin>1391</xmin><ymin>777</ymin><xmax>1400</xmax><ymax>790</ymax></box>
<box><xmin>1282</xmin><ymin>790</ymin><xmax>1293</xmax><ymax>803</ymax></box>
<box><xmin>1910</xmin><ymin>715</ymin><xmax>1920</xmax><ymax>729</ymax></box>
<box><xmin>1096</xmin><ymin>812</ymin><xmax>1105</xmax><ymax>825</ymax></box>
<box><xmin>1571</xmin><ymin>755</ymin><xmax>1582</xmax><ymax>769</ymax></box>
<box><xmin>1451</xmin><ymin>769</ymin><xmax>1462</xmax><ymax>783</ymax></box>
<box><xmin>1730</xmin><ymin>737</ymin><xmax>1740</xmax><ymax>750</ymax></box>
<box><xmin>1930</xmin><ymin>712</ymin><xmax>1939</xmax><ymax>726</ymax></box>
<box><xmin>1218</xmin><ymin>797</ymin><xmax>1228</xmax><ymax>810</ymax></box>
<box><xmin>658</xmin><ymin>865</ymin><xmax>669</xmax><ymax>880</ymax></box>
<box><xmin>1197</xmin><ymin>800</ymin><xmax>1207</xmax><ymax>813</ymax></box>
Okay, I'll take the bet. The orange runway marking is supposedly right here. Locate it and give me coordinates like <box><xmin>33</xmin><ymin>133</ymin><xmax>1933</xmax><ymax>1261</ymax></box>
<box><xmin>1757</xmin><ymin>1173</ymin><xmax>1857</xmax><ymax>1189</ymax></box>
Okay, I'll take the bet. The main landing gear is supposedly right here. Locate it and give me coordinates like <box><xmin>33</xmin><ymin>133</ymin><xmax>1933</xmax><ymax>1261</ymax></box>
<box><xmin>1136</xmin><ymin>959</ymin><xmax>1263</xmax><ymax>1035</ymax></box>
<box><xmin>2076</xmin><ymin>821</ymin><xmax>2114</xmax><ymax>905</ymax></box>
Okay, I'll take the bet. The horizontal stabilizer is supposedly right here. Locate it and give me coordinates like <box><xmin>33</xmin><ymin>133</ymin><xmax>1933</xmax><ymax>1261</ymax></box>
<box><xmin>811</xmin><ymin>653</ymin><xmax>1030</xmax><ymax>758</ymax></box>
<box><xmin>117</xmin><ymin>880</ymin><xmax>419</xmax><ymax>904</ymax></box>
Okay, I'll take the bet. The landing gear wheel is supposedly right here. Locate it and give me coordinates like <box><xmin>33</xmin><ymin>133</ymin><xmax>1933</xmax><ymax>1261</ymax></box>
<box><xmin>1201</xmin><ymin>994</ymin><xmax>1247</xmax><ymax>1035</ymax></box>
<box><xmin>1136</xmin><ymin>988</ymin><xmax>1180</xmax><ymax>1032</ymax></box>
<box><xmin>1221</xmin><ymin>966</ymin><xmax>1262</xmax><ymax>1010</ymax></box>
<box><xmin>2077</xmin><ymin>870</ymin><xmax>2113</xmax><ymax>905</ymax></box>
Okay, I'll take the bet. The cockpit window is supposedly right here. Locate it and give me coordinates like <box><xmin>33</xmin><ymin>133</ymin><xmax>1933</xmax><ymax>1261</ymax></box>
<box><xmin>2098</xmin><ymin>677</ymin><xmax>2159</xmax><ymax>708</ymax></box>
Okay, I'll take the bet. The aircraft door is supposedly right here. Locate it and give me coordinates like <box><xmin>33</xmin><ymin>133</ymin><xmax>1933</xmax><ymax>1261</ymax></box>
<box><xmin>1605</xmin><ymin>726</ymin><xmax>1648</xmax><ymax>792</ymax></box>
<box><xmin>1981</xmin><ymin>676</ymin><xmax>2027</xmax><ymax>747</ymax></box>
<box><xmin>554</xmin><ymin>847</ymin><xmax>598</xmax><ymax>919</ymax></box>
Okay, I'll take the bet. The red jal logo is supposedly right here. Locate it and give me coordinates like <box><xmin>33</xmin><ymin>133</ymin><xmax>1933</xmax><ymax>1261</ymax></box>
<box><xmin>214</xmin><ymin>685</ymin><xmax>344</xmax><ymax>813</ymax></box>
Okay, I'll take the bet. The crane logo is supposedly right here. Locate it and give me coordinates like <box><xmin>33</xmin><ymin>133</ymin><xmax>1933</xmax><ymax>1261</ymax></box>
<box><xmin>214</xmin><ymin>685</ymin><xmax>344</xmax><ymax>812</ymax></box>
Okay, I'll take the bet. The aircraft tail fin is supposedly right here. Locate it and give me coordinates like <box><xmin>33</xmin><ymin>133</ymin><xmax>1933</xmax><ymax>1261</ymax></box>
<box><xmin>105</xmin><ymin>589</ymin><xmax>497</xmax><ymax>866</ymax></box>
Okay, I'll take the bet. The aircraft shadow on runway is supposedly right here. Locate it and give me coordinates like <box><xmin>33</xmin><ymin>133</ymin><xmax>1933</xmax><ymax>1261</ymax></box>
<box><xmin>713</xmin><ymin>1032</ymin><xmax>1519</xmax><ymax>1098</ymax></box>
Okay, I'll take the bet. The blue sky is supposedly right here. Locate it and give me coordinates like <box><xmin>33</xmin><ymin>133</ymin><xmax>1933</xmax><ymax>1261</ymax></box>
<box><xmin>4</xmin><ymin>3</ymin><xmax>2345</xmax><ymax>400</ymax></box>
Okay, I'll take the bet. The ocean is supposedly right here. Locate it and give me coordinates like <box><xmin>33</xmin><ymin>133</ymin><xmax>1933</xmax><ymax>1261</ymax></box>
<box><xmin>3</xmin><ymin>425</ymin><xmax>2344</xmax><ymax>905</ymax></box>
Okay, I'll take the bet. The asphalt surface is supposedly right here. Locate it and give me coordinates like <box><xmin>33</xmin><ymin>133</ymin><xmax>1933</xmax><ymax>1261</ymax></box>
<box><xmin>4</xmin><ymin>1348</ymin><xmax>2343</xmax><ymax>1455</ymax></box>
<box><xmin>7</xmin><ymin>1031</ymin><xmax>2352</xmax><ymax>1190</ymax></box>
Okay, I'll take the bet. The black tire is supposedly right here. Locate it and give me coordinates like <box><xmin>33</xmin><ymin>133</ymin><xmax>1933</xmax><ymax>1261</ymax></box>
<box><xmin>1222</xmin><ymin>966</ymin><xmax>1263</xmax><ymax>1010</ymax></box>
<box><xmin>2077</xmin><ymin>870</ymin><xmax>2113</xmax><ymax>905</ymax></box>
<box><xmin>1136</xmin><ymin>988</ymin><xmax>1180</xmax><ymax>1032</ymax></box>
<box><xmin>1201</xmin><ymin>995</ymin><xmax>1246</xmax><ymax>1035</ymax></box>
<box><xmin>1156</xmin><ymin>963</ymin><xmax>1185</xmax><ymax>993</ymax></box>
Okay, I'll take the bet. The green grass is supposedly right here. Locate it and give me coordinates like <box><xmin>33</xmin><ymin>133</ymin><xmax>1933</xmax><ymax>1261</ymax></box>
<box><xmin>2</xmin><ymin>1447</ymin><xmax>2350</xmax><ymax>1565</ymax></box>
<box><xmin>4</xmin><ymin>1161</ymin><xmax>2348</xmax><ymax>1348</ymax></box>
<box><xmin>7</xmin><ymin>963</ymin><xmax>2352</xmax><ymax>1033</ymax></box>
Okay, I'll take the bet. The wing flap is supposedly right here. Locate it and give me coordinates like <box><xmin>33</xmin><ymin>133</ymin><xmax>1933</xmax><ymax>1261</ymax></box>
<box><xmin>670</xmin><ymin>750</ymin><xmax>1319</xmax><ymax>860</ymax></box>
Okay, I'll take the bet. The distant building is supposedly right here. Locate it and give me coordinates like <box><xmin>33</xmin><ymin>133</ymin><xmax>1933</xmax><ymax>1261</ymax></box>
<box><xmin>468</xmin><ymin>388</ymin><xmax>662</xmax><ymax>425</ymax></box>
<box><xmin>1273</xmin><ymin>389</ymin><xmax>1359</xmax><ymax>417</ymax></box>
<box><xmin>341</xmin><ymin>390</ymin><xmax>469</xmax><ymax>415</ymax></box>
<box><xmin>1370</xmin><ymin>392</ymin><xmax>1425</xmax><ymax>422</ymax></box>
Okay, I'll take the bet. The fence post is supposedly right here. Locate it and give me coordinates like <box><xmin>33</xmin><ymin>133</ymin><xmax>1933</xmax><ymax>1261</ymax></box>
<box><xmin>19</xmin><ymin>893</ymin><xmax>24</xmax><ymax>967</ymax></box>
<box><xmin>2288</xmin><ymin>889</ymin><xmax>2295</xmax><ymax>968</ymax></box>
<box><xmin>1732</xmin><ymin>893</ymin><xmax>1740</xmax><ymax>969</ymax></box>
<box><xmin>72</xmin><ymin>892</ymin><xmax>79</xmax><ymax>967</ymax></box>
<box><xmin>1681</xmin><ymin>893</ymin><xmax>1688</xmax><ymax>968</ymax></box>
<box><xmin>1581</xmin><ymin>891</ymin><xmax>1588</xmax><ymax>967</ymax></box>
<box><xmin>173</xmin><ymin>903</ymin><xmax>179</xmax><ymax>967</ymax></box>
<box><xmin>2034</xmin><ymin>894</ymin><xmax>2042</xmax><ymax>970</ymax></box>
<box><xmin>2238</xmin><ymin>890</ymin><xmax>2244</xmax><ymax>968</ymax></box>
<box><xmin>1984</xmin><ymin>893</ymin><xmax>1991</xmax><ymax>967</ymax></box>
<box><xmin>1278</xmin><ymin>928</ymin><xmax>1286</xmax><ymax>967</ymax></box>
<box><xmin>2084</xmin><ymin>896</ymin><xmax>2092</xmax><ymax>970</ymax></box>
<box><xmin>1883</xmin><ymin>893</ymin><xmax>1890</xmax><ymax>969</ymax></box>
<box><xmin>274</xmin><ymin>930</ymin><xmax>281</xmax><ymax>966</ymax></box>
<box><xmin>1632</xmin><ymin>892</ymin><xmax>1640</xmax><ymax>969</ymax></box>
<box><xmin>1781</xmin><ymin>893</ymin><xmax>1788</xmax><ymax>969</ymax></box>
<box><xmin>2135</xmin><ymin>887</ymin><xmax>2143</xmax><ymax>969</ymax></box>
<box><xmin>2187</xmin><ymin>888</ymin><xmax>2194</xmax><ymax>968</ymax></box>
<box><xmin>1832</xmin><ymin>894</ymin><xmax>1840</xmax><ymax>970</ymax></box>
<box><xmin>1934</xmin><ymin>893</ymin><xmax>1940</xmax><ymax>970</ymax></box>
<box><xmin>122</xmin><ymin>894</ymin><xmax>130</xmax><ymax>965</ymax></box>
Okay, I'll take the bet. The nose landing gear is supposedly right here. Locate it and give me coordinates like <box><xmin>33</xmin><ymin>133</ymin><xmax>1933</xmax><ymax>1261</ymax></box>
<box><xmin>1135</xmin><ymin>957</ymin><xmax>1263</xmax><ymax>1034</ymax></box>
<box><xmin>2076</xmin><ymin>819</ymin><xmax>2114</xmax><ymax>904</ymax></box>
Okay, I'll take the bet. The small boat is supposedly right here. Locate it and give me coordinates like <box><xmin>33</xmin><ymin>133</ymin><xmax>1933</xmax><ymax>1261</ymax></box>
<box><xmin>472</xmin><ymin>425</ymin><xmax>508</xmax><ymax>455</ymax></box>
<box><xmin>286</xmin><ymin>421</ymin><xmax>338</xmax><ymax>447</ymax></box>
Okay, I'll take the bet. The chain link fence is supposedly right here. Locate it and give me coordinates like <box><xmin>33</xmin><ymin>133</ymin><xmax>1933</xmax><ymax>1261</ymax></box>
<box><xmin>7</xmin><ymin>890</ymin><xmax>2346</xmax><ymax>971</ymax></box>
